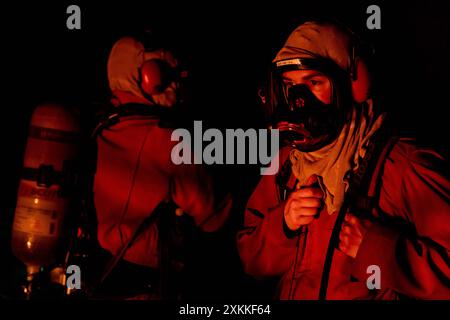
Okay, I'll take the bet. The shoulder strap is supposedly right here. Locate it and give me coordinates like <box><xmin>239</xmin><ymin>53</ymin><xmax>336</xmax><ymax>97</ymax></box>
<box><xmin>367</xmin><ymin>136</ymin><xmax>399</xmax><ymax>203</ymax></box>
<box><xmin>348</xmin><ymin>135</ymin><xmax>399</xmax><ymax>216</ymax></box>
<box><xmin>90</xmin><ymin>103</ymin><xmax>168</xmax><ymax>139</ymax></box>
<box><xmin>318</xmin><ymin>129</ymin><xmax>398</xmax><ymax>300</ymax></box>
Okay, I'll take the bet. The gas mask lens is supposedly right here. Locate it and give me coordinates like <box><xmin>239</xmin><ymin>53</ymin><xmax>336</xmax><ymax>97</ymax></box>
<box><xmin>274</xmin><ymin>81</ymin><xmax>343</xmax><ymax>151</ymax></box>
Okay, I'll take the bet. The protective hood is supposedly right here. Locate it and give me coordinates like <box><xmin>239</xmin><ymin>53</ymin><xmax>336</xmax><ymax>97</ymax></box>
<box><xmin>107</xmin><ymin>37</ymin><xmax>178</xmax><ymax>107</ymax></box>
<box><xmin>273</xmin><ymin>21</ymin><xmax>354</xmax><ymax>70</ymax></box>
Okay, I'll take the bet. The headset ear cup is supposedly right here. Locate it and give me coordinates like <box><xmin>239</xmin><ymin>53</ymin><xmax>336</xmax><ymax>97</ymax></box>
<box><xmin>351</xmin><ymin>58</ymin><xmax>371</xmax><ymax>103</ymax></box>
<box><xmin>139</xmin><ymin>59</ymin><xmax>164</xmax><ymax>96</ymax></box>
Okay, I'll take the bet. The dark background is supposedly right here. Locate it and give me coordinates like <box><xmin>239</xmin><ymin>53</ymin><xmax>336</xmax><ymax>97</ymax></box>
<box><xmin>1</xmin><ymin>0</ymin><xmax>449</xmax><ymax>299</ymax></box>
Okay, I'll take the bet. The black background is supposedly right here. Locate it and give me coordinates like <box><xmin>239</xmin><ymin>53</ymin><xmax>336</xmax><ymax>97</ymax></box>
<box><xmin>1</xmin><ymin>0</ymin><xmax>449</xmax><ymax>300</ymax></box>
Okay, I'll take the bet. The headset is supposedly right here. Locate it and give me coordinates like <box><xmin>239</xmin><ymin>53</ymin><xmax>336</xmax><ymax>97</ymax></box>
<box><xmin>330</xmin><ymin>17</ymin><xmax>376</xmax><ymax>104</ymax></box>
<box><xmin>349</xmin><ymin>35</ymin><xmax>373</xmax><ymax>104</ymax></box>
<box><xmin>138</xmin><ymin>58</ymin><xmax>176</xmax><ymax>96</ymax></box>
<box><xmin>130</xmin><ymin>30</ymin><xmax>189</xmax><ymax>101</ymax></box>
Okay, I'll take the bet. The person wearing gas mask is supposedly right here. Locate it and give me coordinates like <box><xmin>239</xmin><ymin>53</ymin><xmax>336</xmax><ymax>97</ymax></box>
<box><xmin>237</xmin><ymin>21</ymin><xmax>450</xmax><ymax>299</ymax></box>
<box><xmin>90</xmin><ymin>36</ymin><xmax>232</xmax><ymax>299</ymax></box>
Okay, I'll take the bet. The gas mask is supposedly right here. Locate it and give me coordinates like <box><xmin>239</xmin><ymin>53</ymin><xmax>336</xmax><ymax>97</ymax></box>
<box><xmin>268</xmin><ymin>57</ymin><xmax>352</xmax><ymax>152</ymax></box>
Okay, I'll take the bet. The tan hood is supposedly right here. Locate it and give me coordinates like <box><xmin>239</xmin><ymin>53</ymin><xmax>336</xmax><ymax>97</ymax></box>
<box><xmin>107</xmin><ymin>37</ymin><xmax>178</xmax><ymax>107</ymax></box>
<box><xmin>273</xmin><ymin>21</ymin><xmax>354</xmax><ymax>71</ymax></box>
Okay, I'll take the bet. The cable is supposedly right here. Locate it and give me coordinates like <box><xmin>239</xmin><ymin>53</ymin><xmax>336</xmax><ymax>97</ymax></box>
<box><xmin>288</xmin><ymin>225</ymin><xmax>305</xmax><ymax>300</ymax></box>
<box><xmin>117</xmin><ymin>124</ymin><xmax>153</xmax><ymax>245</ymax></box>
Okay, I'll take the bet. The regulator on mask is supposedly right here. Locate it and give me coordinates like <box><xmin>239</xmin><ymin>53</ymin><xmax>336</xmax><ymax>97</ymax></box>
<box><xmin>267</xmin><ymin>56</ymin><xmax>352</xmax><ymax>152</ymax></box>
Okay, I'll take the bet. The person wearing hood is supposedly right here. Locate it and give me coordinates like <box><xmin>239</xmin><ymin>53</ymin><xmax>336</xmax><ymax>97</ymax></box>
<box><xmin>92</xmin><ymin>36</ymin><xmax>232</xmax><ymax>298</ymax></box>
<box><xmin>237</xmin><ymin>20</ymin><xmax>450</xmax><ymax>299</ymax></box>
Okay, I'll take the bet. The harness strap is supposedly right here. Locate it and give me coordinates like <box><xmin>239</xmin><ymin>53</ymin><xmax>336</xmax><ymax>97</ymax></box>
<box><xmin>318</xmin><ymin>132</ymin><xmax>398</xmax><ymax>300</ymax></box>
<box><xmin>90</xmin><ymin>103</ymin><xmax>168</xmax><ymax>139</ymax></box>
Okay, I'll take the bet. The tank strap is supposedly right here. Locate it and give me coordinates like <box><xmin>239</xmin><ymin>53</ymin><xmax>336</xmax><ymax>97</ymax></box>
<box><xmin>21</xmin><ymin>161</ymin><xmax>78</xmax><ymax>194</ymax></box>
